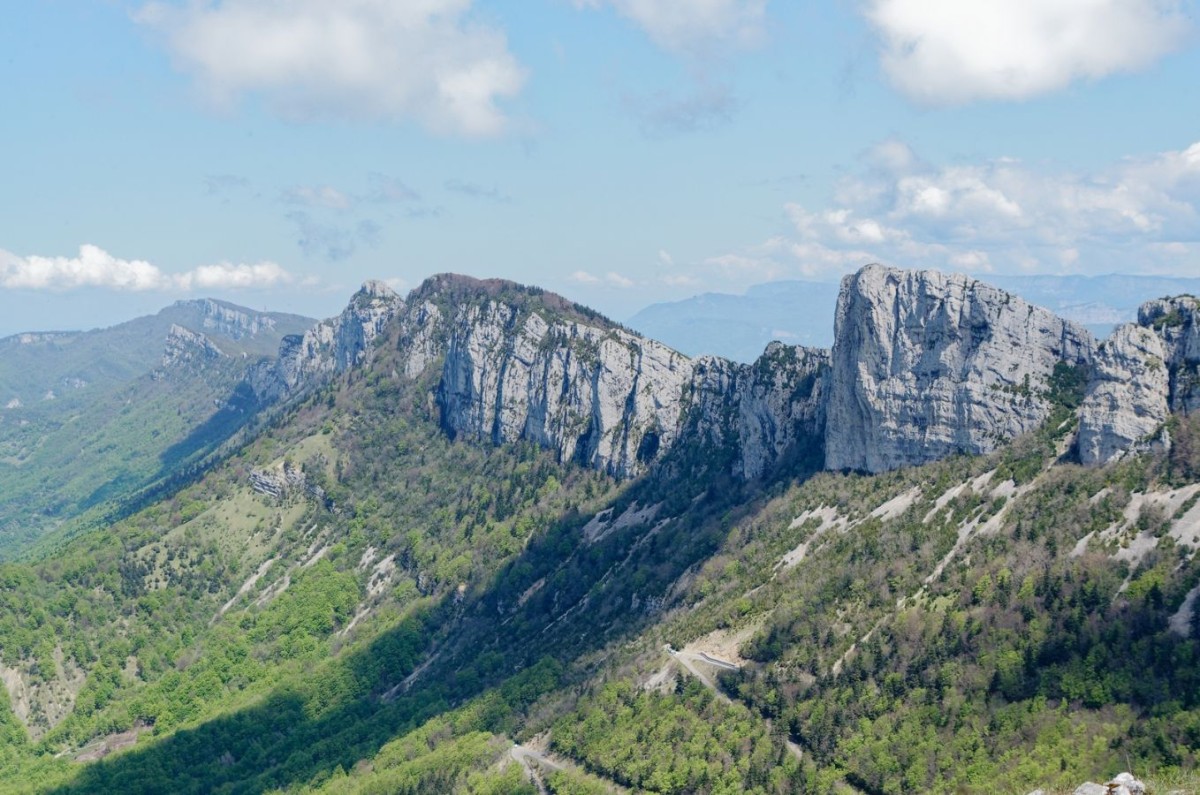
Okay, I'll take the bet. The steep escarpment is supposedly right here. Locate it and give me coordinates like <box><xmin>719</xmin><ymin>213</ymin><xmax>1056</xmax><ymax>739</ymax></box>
<box><xmin>243</xmin><ymin>267</ymin><xmax>1191</xmax><ymax>482</ymax></box>
<box><xmin>1077</xmin><ymin>296</ymin><xmax>1200</xmax><ymax>465</ymax></box>
<box><xmin>681</xmin><ymin>342</ymin><xmax>828</xmax><ymax>479</ymax></box>
<box><xmin>394</xmin><ymin>275</ymin><xmax>830</xmax><ymax>480</ymax></box>
<box><xmin>251</xmin><ymin>280</ymin><xmax>405</xmax><ymax>401</ymax></box>
<box><xmin>159</xmin><ymin>324</ymin><xmax>226</xmax><ymax>371</ymax></box>
<box><xmin>409</xmin><ymin>275</ymin><xmax>691</xmax><ymax>478</ymax></box>
<box><xmin>1141</xmin><ymin>296</ymin><xmax>1200</xmax><ymax>413</ymax></box>
<box><xmin>826</xmin><ymin>264</ymin><xmax>1095</xmax><ymax>473</ymax></box>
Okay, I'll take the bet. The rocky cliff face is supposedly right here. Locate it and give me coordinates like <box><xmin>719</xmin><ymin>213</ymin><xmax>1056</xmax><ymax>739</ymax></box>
<box><xmin>253</xmin><ymin>280</ymin><xmax>404</xmax><ymax>401</ymax></box>
<box><xmin>681</xmin><ymin>343</ymin><xmax>828</xmax><ymax>479</ymax></box>
<box><xmin>1076</xmin><ymin>324</ymin><xmax>1171</xmax><ymax>465</ymax></box>
<box><xmin>246</xmin><ymin>266</ymin><xmax>1192</xmax><ymax>481</ymax></box>
<box><xmin>1076</xmin><ymin>296</ymin><xmax>1199</xmax><ymax>465</ymax></box>
<box><xmin>159</xmin><ymin>324</ymin><xmax>227</xmax><ymax>370</ymax></box>
<box><xmin>418</xmin><ymin>277</ymin><xmax>690</xmax><ymax>479</ymax></box>
<box><xmin>1140</xmin><ymin>296</ymin><xmax>1200</xmax><ymax>413</ymax></box>
<box><xmin>190</xmin><ymin>299</ymin><xmax>278</xmax><ymax>340</ymax></box>
<box><xmin>826</xmin><ymin>264</ymin><xmax>1095</xmax><ymax>473</ymax></box>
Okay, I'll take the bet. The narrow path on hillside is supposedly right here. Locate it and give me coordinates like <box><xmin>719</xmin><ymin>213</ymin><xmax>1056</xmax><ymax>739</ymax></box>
<box><xmin>511</xmin><ymin>741</ymin><xmax>629</xmax><ymax>794</ymax></box>
<box><xmin>664</xmin><ymin>645</ymin><xmax>803</xmax><ymax>763</ymax></box>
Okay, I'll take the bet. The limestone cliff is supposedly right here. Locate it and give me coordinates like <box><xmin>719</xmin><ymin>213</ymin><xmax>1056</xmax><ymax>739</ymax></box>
<box><xmin>252</xmin><ymin>280</ymin><xmax>404</xmax><ymax>401</ymax></box>
<box><xmin>681</xmin><ymin>343</ymin><xmax>828</xmax><ymax>479</ymax></box>
<box><xmin>406</xmin><ymin>275</ymin><xmax>690</xmax><ymax>479</ymax></box>
<box><xmin>1139</xmin><ymin>296</ymin><xmax>1200</xmax><ymax>413</ymax></box>
<box><xmin>1076</xmin><ymin>324</ymin><xmax>1171</xmax><ymax>465</ymax></box>
<box><xmin>1076</xmin><ymin>296</ymin><xmax>1199</xmax><ymax>465</ymax></box>
<box><xmin>825</xmin><ymin>264</ymin><xmax>1095</xmax><ymax>473</ymax></box>
<box><xmin>160</xmin><ymin>324</ymin><xmax>226</xmax><ymax>370</ymax></box>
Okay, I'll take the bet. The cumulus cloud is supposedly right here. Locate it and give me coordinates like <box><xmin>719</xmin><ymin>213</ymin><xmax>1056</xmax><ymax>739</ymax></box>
<box><xmin>137</xmin><ymin>0</ymin><xmax>526</xmax><ymax>136</ymax></box>
<box><xmin>0</xmin><ymin>245</ymin><xmax>292</xmax><ymax>291</ymax></box>
<box><xmin>576</xmin><ymin>0</ymin><xmax>767</xmax><ymax>53</ymax></box>
<box><xmin>702</xmin><ymin>138</ymin><xmax>1200</xmax><ymax>284</ymax></box>
<box><xmin>177</xmin><ymin>261</ymin><xmax>292</xmax><ymax>290</ymax></box>
<box><xmin>865</xmin><ymin>0</ymin><xmax>1192</xmax><ymax>104</ymax></box>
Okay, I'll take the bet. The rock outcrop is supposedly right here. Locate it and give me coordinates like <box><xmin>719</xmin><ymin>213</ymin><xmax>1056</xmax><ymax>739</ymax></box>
<box><xmin>681</xmin><ymin>343</ymin><xmax>828</xmax><ymax>479</ymax></box>
<box><xmin>423</xmin><ymin>277</ymin><xmax>691</xmax><ymax>479</ymax></box>
<box><xmin>160</xmin><ymin>324</ymin><xmax>226</xmax><ymax>370</ymax></box>
<box><xmin>1139</xmin><ymin>296</ymin><xmax>1200</xmax><ymax>413</ymax></box>
<box><xmin>239</xmin><ymin>266</ymin><xmax>1195</xmax><ymax>481</ymax></box>
<box><xmin>1077</xmin><ymin>296</ymin><xmax>1199</xmax><ymax>466</ymax></box>
<box><xmin>252</xmin><ymin>280</ymin><xmax>405</xmax><ymax>401</ymax></box>
<box><xmin>1077</xmin><ymin>324</ymin><xmax>1171</xmax><ymax>465</ymax></box>
<box><xmin>826</xmin><ymin>264</ymin><xmax>1095</xmax><ymax>473</ymax></box>
<box><xmin>191</xmin><ymin>299</ymin><xmax>279</xmax><ymax>340</ymax></box>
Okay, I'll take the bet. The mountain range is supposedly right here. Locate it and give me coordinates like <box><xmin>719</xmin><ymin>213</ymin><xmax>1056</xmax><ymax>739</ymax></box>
<box><xmin>0</xmin><ymin>265</ymin><xmax>1197</xmax><ymax>794</ymax></box>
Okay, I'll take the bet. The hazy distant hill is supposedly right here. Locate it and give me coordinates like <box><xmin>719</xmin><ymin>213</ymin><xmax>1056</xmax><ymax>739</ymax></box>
<box><xmin>0</xmin><ymin>300</ymin><xmax>313</xmax><ymax>555</ymax></box>
<box><xmin>629</xmin><ymin>272</ymin><xmax>1200</xmax><ymax>362</ymax></box>
<box><xmin>627</xmin><ymin>280</ymin><xmax>840</xmax><ymax>363</ymax></box>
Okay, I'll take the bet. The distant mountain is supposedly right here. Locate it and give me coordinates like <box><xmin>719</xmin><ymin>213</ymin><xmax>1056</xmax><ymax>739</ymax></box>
<box><xmin>628</xmin><ymin>280</ymin><xmax>840</xmax><ymax>363</ymax></box>
<box><xmin>0</xmin><ymin>300</ymin><xmax>314</xmax><ymax>555</ymax></box>
<box><xmin>629</xmin><ymin>272</ymin><xmax>1200</xmax><ymax>362</ymax></box>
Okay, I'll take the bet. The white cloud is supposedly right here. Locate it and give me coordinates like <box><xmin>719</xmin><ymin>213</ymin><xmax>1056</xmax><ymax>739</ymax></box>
<box><xmin>178</xmin><ymin>261</ymin><xmax>292</xmax><ymax>290</ymax></box>
<box><xmin>865</xmin><ymin>0</ymin><xmax>1191</xmax><ymax>104</ymax></box>
<box><xmin>576</xmin><ymin>0</ymin><xmax>767</xmax><ymax>53</ymax></box>
<box><xmin>605</xmin><ymin>271</ymin><xmax>635</xmax><ymax>288</ymax></box>
<box><xmin>0</xmin><ymin>245</ymin><xmax>292</xmax><ymax>291</ymax></box>
<box><xmin>570</xmin><ymin>270</ymin><xmax>601</xmax><ymax>284</ymax></box>
<box><xmin>703</xmin><ymin>138</ymin><xmax>1200</xmax><ymax>285</ymax></box>
<box><xmin>137</xmin><ymin>0</ymin><xmax>526</xmax><ymax>136</ymax></box>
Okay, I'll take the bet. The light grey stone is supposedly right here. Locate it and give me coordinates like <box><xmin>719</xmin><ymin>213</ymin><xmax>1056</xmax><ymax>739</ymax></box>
<box><xmin>1139</xmin><ymin>296</ymin><xmax>1200</xmax><ymax>413</ymax></box>
<box><xmin>682</xmin><ymin>343</ymin><xmax>827</xmax><ymax>479</ymax></box>
<box><xmin>825</xmin><ymin>264</ymin><xmax>1094</xmax><ymax>473</ymax></box>
<box><xmin>1077</xmin><ymin>323</ymin><xmax>1170</xmax><ymax>465</ymax></box>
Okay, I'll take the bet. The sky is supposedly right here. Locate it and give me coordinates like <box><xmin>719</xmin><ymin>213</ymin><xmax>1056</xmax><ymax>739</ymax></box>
<box><xmin>1</xmin><ymin>0</ymin><xmax>1198</xmax><ymax>334</ymax></box>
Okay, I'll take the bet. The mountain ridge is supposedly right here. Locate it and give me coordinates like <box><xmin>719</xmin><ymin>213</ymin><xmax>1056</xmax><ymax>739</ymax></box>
<box><xmin>0</xmin><ymin>265</ymin><xmax>1197</xmax><ymax>794</ymax></box>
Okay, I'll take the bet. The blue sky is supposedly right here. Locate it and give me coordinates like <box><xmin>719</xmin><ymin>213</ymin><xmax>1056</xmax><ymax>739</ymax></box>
<box><xmin>2</xmin><ymin>0</ymin><xmax>1198</xmax><ymax>334</ymax></box>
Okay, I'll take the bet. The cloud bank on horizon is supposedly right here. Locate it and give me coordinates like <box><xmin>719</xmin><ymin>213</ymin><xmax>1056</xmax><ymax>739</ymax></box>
<box><xmin>692</xmin><ymin>137</ymin><xmax>1200</xmax><ymax>287</ymax></box>
<box><xmin>0</xmin><ymin>246</ymin><xmax>292</xmax><ymax>293</ymax></box>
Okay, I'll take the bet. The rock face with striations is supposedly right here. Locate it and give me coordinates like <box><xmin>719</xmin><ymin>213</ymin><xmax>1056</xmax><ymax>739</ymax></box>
<box><xmin>415</xmin><ymin>275</ymin><xmax>691</xmax><ymax>479</ymax></box>
<box><xmin>253</xmin><ymin>280</ymin><xmax>405</xmax><ymax>401</ymax></box>
<box><xmin>1140</xmin><ymin>296</ymin><xmax>1200</xmax><ymax>413</ymax></box>
<box><xmin>826</xmin><ymin>264</ymin><xmax>1095</xmax><ymax>473</ymax></box>
<box><xmin>1077</xmin><ymin>295</ymin><xmax>1199</xmax><ymax>465</ymax></box>
<box><xmin>1076</xmin><ymin>324</ymin><xmax>1171</xmax><ymax>465</ymax></box>
<box><xmin>160</xmin><ymin>324</ymin><xmax>226</xmax><ymax>370</ymax></box>
<box><xmin>681</xmin><ymin>343</ymin><xmax>828</xmax><ymax>479</ymax></box>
